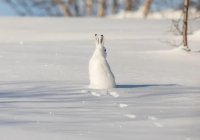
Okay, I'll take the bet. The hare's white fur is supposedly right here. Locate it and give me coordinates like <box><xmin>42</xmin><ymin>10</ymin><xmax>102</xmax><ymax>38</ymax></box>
<box><xmin>89</xmin><ymin>34</ymin><xmax>116</xmax><ymax>89</ymax></box>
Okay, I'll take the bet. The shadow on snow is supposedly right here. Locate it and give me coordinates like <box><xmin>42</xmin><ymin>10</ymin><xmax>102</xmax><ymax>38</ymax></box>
<box><xmin>116</xmin><ymin>84</ymin><xmax>177</xmax><ymax>88</ymax></box>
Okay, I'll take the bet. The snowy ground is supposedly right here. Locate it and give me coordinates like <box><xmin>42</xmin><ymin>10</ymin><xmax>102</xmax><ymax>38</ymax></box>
<box><xmin>0</xmin><ymin>18</ymin><xmax>200</xmax><ymax>140</ymax></box>
<box><xmin>110</xmin><ymin>8</ymin><xmax>200</xmax><ymax>19</ymax></box>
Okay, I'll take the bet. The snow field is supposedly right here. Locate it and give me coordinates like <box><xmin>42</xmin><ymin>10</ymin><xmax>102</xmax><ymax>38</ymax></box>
<box><xmin>0</xmin><ymin>18</ymin><xmax>200</xmax><ymax>140</ymax></box>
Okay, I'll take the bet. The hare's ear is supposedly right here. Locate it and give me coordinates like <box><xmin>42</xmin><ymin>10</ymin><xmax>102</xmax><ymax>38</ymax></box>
<box><xmin>100</xmin><ymin>35</ymin><xmax>104</xmax><ymax>45</ymax></box>
<box><xmin>95</xmin><ymin>34</ymin><xmax>99</xmax><ymax>45</ymax></box>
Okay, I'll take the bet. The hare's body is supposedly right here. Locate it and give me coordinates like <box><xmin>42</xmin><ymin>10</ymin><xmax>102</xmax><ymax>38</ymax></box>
<box><xmin>89</xmin><ymin>34</ymin><xmax>116</xmax><ymax>89</ymax></box>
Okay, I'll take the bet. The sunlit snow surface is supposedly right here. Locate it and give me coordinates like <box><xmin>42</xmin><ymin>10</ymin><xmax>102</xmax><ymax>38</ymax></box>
<box><xmin>0</xmin><ymin>18</ymin><xmax>200</xmax><ymax>140</ymax></box>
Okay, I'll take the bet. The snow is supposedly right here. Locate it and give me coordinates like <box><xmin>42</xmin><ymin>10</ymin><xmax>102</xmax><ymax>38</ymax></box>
<box><xmin>118</xmin><ymin>103</ymin><xmax>128</xmax><ymax>108</ymax></box>
<box><xmin>109</xmin><ymin>91</ymin><xmax>119</xmax><ymax>97</ymax></box>
<box><xmin>0</xmin><ymin>18</ymin><xmax>200</xmax><ymax>140</ymax></box>
<box><xmin>110</xmin><ymin>8</ymin><xmax>200</xmax><ymax>19</ymax></box>
<box><xmin>188</xmin><ymin>30</ymin><xmax>200</xmax><ymax>41</ymax></box>
<box><xmin>175</xmin><ymin>29</ymin><xmax>200</xmax><ymax>50</ymax></box>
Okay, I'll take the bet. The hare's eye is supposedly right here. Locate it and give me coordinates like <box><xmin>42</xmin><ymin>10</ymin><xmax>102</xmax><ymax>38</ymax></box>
<box><xmin>104</xmin><ymin>48</ymin><xmax>106</xmax><ymax>51</ymax></box>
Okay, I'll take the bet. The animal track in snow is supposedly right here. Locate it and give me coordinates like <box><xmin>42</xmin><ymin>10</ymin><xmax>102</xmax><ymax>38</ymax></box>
<box><xmin>148</xmin><ymin>116</ymin><xmax>158</xmax><ymax>121</ymax></box>
<box><xmin>109</xmin><ymin>92</ymin><xmax>119</xmax><ymax>97</ymax></box>
<box><xmin>91</xmin><ymin>92</ymin><xmax>101</xmax><ymax>97</ymax></box>
<box><xmin>154</xmin><ymin>122</ymin><xmax>163</xmax><ymax>127</ymax></box>
<box><xmin>147</xmin><ymin>116</ymin><xmax>163</xmax><ymax>127</ymax></box>
<box><xmin>124</xmin><ymin>114</ymin><xmax>136</xmax><ymax>119</ymax></box>
<box><xmin>80</xmin><ymin>90</ymin><xmax>89</xmax><ymax>93</ymax></box>
<box><xmin>118</xmin><ymin>103</ymin><xmax>128</xmax><ymax>108</ymax></box>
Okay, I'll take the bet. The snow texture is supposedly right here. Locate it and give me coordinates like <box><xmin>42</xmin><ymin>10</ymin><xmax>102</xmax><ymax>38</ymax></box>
<box><xmin>0</xmin><ymin>18</ymin><xmax>200</xmax><ymax>140</ymax></box>
<box><xmin>118</xmin><ymin>103</ymin><xmax>128</xmax><ymax>108</ymax></box>
<box><xmin>110</xmin><ymin>8</ymin><xmax>200</xmax><ymax>20</ymax></box>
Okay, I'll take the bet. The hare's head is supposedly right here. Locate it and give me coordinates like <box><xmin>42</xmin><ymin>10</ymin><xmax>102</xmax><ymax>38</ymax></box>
<box><xmin>95</xmin><ymin>34</ymin><xmax>107</xmax><ymax>58</ymax></box>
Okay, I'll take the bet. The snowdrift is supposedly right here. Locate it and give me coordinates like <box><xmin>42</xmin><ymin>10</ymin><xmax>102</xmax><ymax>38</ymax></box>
<box><xmin>110</xmin><ymin>8</ymin><xmax>200</xmax><ymax>19</ymax></box>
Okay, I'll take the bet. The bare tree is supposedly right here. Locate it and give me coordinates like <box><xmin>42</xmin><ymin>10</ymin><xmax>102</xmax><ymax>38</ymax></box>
<box><xmin>32</xmin><ymin>1</ymin><xmax>63</xmax><ymax>16</ymax></box>
<box><xmin>5</xmin><ymin>0</ymin><xmax>72</xmax><ymax>17</ymax></box>
<box><xmin>197</xmin><ymin>0</ymin><xmax>200</xmax><ymax>11</ymax></box>
<box><xmin>18</xmin><ymin>0</ymin><xmax>33</xmax><ymax>16</ymax></box>
<box><xmin>72</xmin><ymin>0</ymin><xmax>79</xmax><ymax>16</ymax></box>
<box><xmin>132</xmin><ymin>0</ymin><xmax>141</xmax><ymax>11</ymax></box>
<box><xmin>56</xmin><ymin>0</ymin><xmax>71</xmax><ymax>17</ymax></box>
<box><xmin>164</xmin><ymin>0</ymin><xmax>191</xmax><ymax>51</ymax></box>
<box><xmin>143</xmin><ymin>0</ymin><xmax>152</xmax><ymax>18</ymax></box>
<box><xmin>97</xmin><ymin>0</ymin><xmax>105</xmax><ymax>17</ymax></box>
<box><xmin>86</xmin><ymin>0</ymin><xmax>93</xmax><ymax>16</ymax></box>
<box><xmin>125</xmin><ymin>0</ymin><xmax>132</xmax><ymax>11</ymax></box>
<box><xmin>182</xmin><ymin>0</ymin><xmax>190</xmax><ymax>51</ymax></box>
<box><xmin>4</xmin><ymin>0</ymin><xmax>25</xmax><ymax>16</ymax></box>
<box><xmin>112</xmin><ymin>0</ymin><xmax>118</xmax><ymax>14</ymax></box>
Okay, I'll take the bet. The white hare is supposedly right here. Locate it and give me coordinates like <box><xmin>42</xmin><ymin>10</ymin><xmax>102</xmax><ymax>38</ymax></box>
<box><xmin>89</xmin><ymin>34</ymin><xmax>116</xmax><ymax>89</ymax></box>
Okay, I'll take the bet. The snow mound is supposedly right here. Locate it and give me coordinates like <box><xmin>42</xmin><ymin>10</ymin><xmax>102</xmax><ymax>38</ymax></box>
<box><xmin>110</xmin><ymin>8</ymin><xmax>200</xmax><ymax>19</ymax></box>
<box><xmin>118</xmin><ymin>103</ymin><xmax>128</xmax><ymax>108</ymax></box>
<box><xmin>109</xmin><ymin>91</ymin><xmax>119</xmax><ymax>97</ymax></box>
<box><xmin>124</xmin><ymin>114</ymin><xmax>136</xmax><ymax>119</ymax></box>
<box><xmin>188</xmin><ymin>30</ymin><xmax>200</xmax><ymax>41</ymax></box>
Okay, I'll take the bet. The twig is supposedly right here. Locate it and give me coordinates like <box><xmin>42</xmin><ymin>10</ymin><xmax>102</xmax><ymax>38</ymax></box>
<box><xmin>158</xmin><ymin>39</ymin><xmax>183</xmax><ymax>47</ymax></box>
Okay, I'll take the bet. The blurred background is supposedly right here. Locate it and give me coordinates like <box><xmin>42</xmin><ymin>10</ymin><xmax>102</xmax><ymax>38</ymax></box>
<box><xmin>0</xmin><ymin>0</ymin><xmax>200</xmax><ymax>18</ymax></box>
